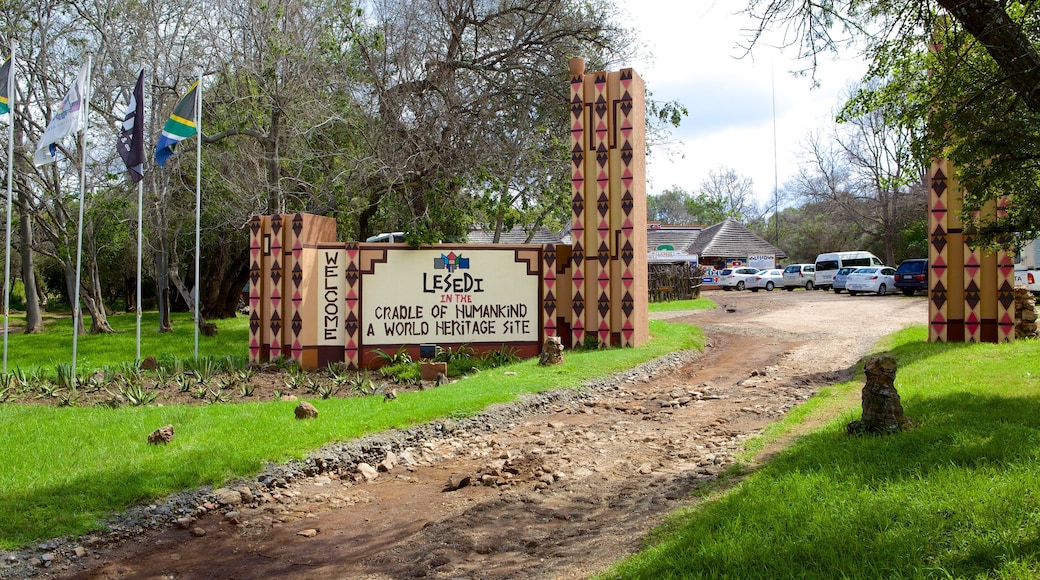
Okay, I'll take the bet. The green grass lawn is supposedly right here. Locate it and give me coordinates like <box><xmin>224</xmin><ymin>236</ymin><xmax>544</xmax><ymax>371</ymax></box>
<box><xmin>3</xmin><ymin>311</ymin><xmax>246</xmax><ymax>375</ymax></box>
<box><xmin>648</xmin><ymin>297</ymin><xmax>715</xmax><ymax>313</ymax></box>
<box><xmin>600</xmin><ymin>328</ymin><xmax>1040</xmax><ymax>579</ymax></box>
<box><xmin>0</xmin><ymin>318</ymin><xmax>705</xmax><ymax>549</ymax></box>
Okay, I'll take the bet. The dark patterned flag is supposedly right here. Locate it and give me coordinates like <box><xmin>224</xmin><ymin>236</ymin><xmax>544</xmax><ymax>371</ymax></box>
<box><xmin>117</xmin><ymin>69</ymin><xmax>145</xmax><ymax>182</ymax></box>
<box><xmin>154</xmin><ymin>80</ymin><xmax>198</xmax><ymax>166</ymax></box>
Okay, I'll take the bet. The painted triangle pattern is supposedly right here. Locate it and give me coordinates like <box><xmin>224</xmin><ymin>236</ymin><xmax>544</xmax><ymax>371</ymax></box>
<box><xmin>344</xmin><ymin>242</ymin><xmax>361</xmax><ymax>369</ymax></box>
<box><xmin>248</xmin><ymin>215</ymin><xmax>264</xmax><ymax>362</ymax></box>
<box><xmin>570</xmin><ymin>68</ymin><xmax>587</xmax><ymax>349</ymax></box>
<box><xmin>542</xmin><ymin>245</ymin><xmax>558</xmax><ymax>336</ymax></box>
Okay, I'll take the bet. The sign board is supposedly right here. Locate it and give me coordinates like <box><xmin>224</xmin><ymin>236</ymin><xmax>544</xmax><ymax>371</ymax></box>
<box><xmin>361</xmin><ymin>249</ymin><xmax>540</xmax><ymax>345</ymax></box>
<box><xmin>748</xmin><ymin>255</ymin><xmax>776</xmax><ymax>270</ymax></box>
<box><xmin>318</xmin><ymin>248</ymin><xmax>347</xmax><ymax>345</ymax></box>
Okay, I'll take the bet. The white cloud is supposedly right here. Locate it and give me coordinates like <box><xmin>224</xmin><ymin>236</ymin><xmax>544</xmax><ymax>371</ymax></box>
<box><xmin>614</xmin><ymin>0</ymin><xmax>868</xmax><ymax>210</ymax></box>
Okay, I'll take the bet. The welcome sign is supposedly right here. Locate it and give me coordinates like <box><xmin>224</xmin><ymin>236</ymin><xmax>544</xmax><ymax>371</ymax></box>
<box><xmin>361</xmin><ymin>248</ymin><xmax>540</xmax><ymax>345</ymax></box>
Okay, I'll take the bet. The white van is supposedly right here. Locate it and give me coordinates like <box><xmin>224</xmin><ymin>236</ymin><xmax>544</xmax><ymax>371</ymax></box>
<box><xmin>814</xmin><ymin>251</ymin><xmax>884</xmax><ymax>290</ymax></box>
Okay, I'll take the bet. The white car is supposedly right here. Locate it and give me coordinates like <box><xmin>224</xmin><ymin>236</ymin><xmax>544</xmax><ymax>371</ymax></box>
<box><xmin>782</xmin><ymin>264</ymin><xmax>816</xmax><ymax>291</ymax></box>
<box><xmin>746</xmin><ymin>269</ymin><xmax>784</xmax><ymax>292</ymax></box>
<box><xmin>846</xmin><ymin>266</ymin><xmax>897</xmax><ymax>296</ymax></box>
<box><xmin>717</xmin><ymin>267</ymin><xmax>761</xmax><ymax>291</ymax></box>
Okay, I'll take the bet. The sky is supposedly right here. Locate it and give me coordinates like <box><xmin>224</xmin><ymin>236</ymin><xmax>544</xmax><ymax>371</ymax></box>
<box><xmin>615</xmin><ymin>1</ymin><xmax>869</xmax><ymax>212</ymax></box>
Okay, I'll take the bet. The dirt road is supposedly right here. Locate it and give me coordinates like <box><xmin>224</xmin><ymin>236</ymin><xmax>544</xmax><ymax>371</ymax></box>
<box><xmin>24</xmin><ymin>290</ymin><xmax>927</xmax><ymax>579</ymax></box>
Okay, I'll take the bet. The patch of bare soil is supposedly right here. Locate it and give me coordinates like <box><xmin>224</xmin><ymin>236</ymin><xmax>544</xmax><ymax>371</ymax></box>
<box><xmin>9</xmin><ymin>290</ymin><xmax>926</xmax><ymax>579</ymax></box>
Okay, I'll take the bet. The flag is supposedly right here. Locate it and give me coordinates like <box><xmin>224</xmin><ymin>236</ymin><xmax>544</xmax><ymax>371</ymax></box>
<box><xmin>0</xmin><ymin>55</ymin><xmax>11</xmax><ymax>116</ymax></box>
<box><xmin>117</xmin><ymin>70</ymin><xmax>145</xmax><ymax>182</ymax></box>
<box><xmin>34</xmin><ymin>63</ymin><xmax>89</xmax><ymax>166</ymax></box>
<box><xmin>154</xmin><ymin>80</ymin><xmax>198</xmax><ymax>166</ymax></box>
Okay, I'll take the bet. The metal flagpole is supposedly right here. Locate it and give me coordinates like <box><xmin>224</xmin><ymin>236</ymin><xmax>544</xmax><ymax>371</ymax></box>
<box><xmin>3</xmin><ymin>42</ymin><xmax>17</xmax><ymax>374</ymax></box>
<box><xmin>193</xmin><ymin>71</ymin><xmax>202</xmax><ymax>360</ymax></box>
<box><xmin>71</xmin><ymin>55</ymin><xmax>92</xmax><ymax>378</ymax></box>
<box><xmin>136</xmin><ymin>178</ymin><xmax>143</xmax><ymax>362</ymax></box>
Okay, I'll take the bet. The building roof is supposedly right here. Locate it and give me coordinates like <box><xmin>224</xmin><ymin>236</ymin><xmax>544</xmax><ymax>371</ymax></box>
<box><xmin>467</xmin><ymin>224</ymin><xmax>570</xmax><ymax>245</ymax></box>
<box><xmin>687</xmin><ymin>218</ymin><xmax>787</xmax><ymax>260</ymax></box>
<box><xmin>647</xmin><ymin>226</ymin><xmax>702</xmax><ymax>252</ymax></box>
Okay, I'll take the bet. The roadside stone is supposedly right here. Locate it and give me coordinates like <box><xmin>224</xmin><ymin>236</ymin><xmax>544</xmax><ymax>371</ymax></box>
<box><xmin>190</xmin><ymin>527</ymin><xmax>207</xmax><ymax>537</ymax></box>
<box><xmin>73</xmin><ymin>547</ymin><xmax>87</xmax><ymax>558</ymax></box>
<box><xmin>444</xmin><ymin>474</ymin><xmax>472</xmax><ymax>491</ymax></box>
<box><xmin>357</xmin><ymin>463</ymin><xmax>379</xmax><ymax>481</ymax></box>
<box><xmin>175</xmin><ymin>517</ymin><xmax>193</xmax><ymax>529</ymax></box>
<box><xmin>378</xmin><ymin>451</ymin><xmax>398</xmax><ymax>472</ymax></box>
<box><xmin>212</xmin><ymin>488</ymin><xmax>243</xmax><ymax>506</ymax></box>
<box><xmin>295</xmin><ymin>401</ymin><xmax>318</xmax><ymax>420</ymax></box>
<box><xmin>297</xmin><ymin>529</ymin><xmax>319</xmax><ymax>538</ymax></box>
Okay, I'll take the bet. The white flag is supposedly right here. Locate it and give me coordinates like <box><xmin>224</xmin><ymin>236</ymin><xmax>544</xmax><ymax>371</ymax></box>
<box><xmin>34</xmin><ymin>63</ymin><xmax>89</xmax><ymax>166</ymax></box>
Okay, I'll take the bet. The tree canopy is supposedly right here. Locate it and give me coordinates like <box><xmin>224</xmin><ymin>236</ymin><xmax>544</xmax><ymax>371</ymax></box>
<box><xmin>745</xmin><ymin>0</ymin><xmax>1040</xmax><ymax>245</ymax></box>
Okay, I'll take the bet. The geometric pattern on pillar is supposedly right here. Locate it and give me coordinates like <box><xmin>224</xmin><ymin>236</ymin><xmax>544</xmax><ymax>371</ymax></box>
<box><xmin>996</xmin><ymin>197</ymin><xmax>1016</xmax><ymax>342</ymax></box>
<box><xmin>268</xmin><ymin>214</ymin><xmax>285</xmax><ymax>359</ymax></box>
<box><xmin>592</xmin><ymin>71</ymin><xmax>611</xmax><ymax>347</ymax></box>
<box><xmin>617</xmin><ymin>69</ymin><xmax>637</xmax><ymax>347</ymax></box>
<box><xmin>345</xmin><ymin>242</ymin><xmax>361</xmax><ymax>370</ymax></box>
<box><xmin>248</xmin><ymin>215</ymin><xmax>264</xmax><ymax>362</ymax></box>
<box><xmin>569</xmin><ymin>59</ymin><xmax>587</xmax><ymax>348</ymax></box>
<box><xmin>928</xmin><ymin>159</ymin><xmax>1015</xmax><ymax>343</ymax></box>
<box><xmin>542</xmin><ymin>244</ymin><xmax>558</xmax><ymax>337</ymax></box>
<box><xmin>289</xmin><ymin>213</ymin><xmax>305</xmax><ymax>362</ymax></box>
<box><xmin>929</xmin><ymin>161</ymin><xmax>950</xmax><ymax>342</ymax></box>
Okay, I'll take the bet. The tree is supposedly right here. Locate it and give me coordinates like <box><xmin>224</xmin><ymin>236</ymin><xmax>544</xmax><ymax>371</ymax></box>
<box><xmin>791</xmin><ymin>103</ymin><xmax>927</xmax><ymax>266</ymax></box>
<box><xmin>699</xmin><ymin>166</ymin><xmax>762</xmax><ymax>224</ymax></box>
<box><xmin>647</xmin><ymin>186</ymin><xmax>731</xmax><ymax>226</ymax></box>
<box><xmin>341</xmin><ymin>0</ymin><xmax>636</xmax><ymax>244</ymax></box>
<box><xmin>744</xmin><ymin>0</ymin><xmax>1040</xmax><ymax>244</ymax></box>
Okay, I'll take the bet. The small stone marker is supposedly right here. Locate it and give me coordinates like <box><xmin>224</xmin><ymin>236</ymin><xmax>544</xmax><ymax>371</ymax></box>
<box><xmin>539</xmin><ymin>336</ymin><xmax>564</xmax><ymax>366</ymax></box>
<box><xmin>147</xmin><ymin>424</ymin><xmax>174</xmax><ymax>445</ymax></box>
<box><xmin>847</xmin><ymin>356</ymin><xmax>913</xmax><ymax>435</ymax></box>
<box><xmin>295</xmin><ymin>401</ymin><xmax>318</xmax><ymax>419</ymax></box>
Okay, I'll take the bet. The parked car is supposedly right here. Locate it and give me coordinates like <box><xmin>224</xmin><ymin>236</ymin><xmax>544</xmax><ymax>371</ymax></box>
<box><xmin>894</xmin><ymin>258</ymin><xmax>928</xmax><ymax>296</ymax></box>
<box><xmin>846</xmin><ymin>266</ymin><xmax>898</xmax><ymax>296</ymax></box>
<box><xmin>717</xmin><ymin>267</ymin><xmax>761</xmax><ymax>291</ymax></box>
<box><xmin>782</xmin><ymin>264</ymin><xmax>816</xmax><ymax>291</ymax></box>
<box><xmin>831</xmin><ymin>267</ymin><xmax>858</xmax><ymax>294</ymax></box>
<box><xmin>747</xmin><ymin>269</ymin><xmax>784</xmax><ymax>292</ymax></box>
<box><xmin>813</xmin><ymin>251</ymin><xmax>884</xmax><ymax>291</ymax></box>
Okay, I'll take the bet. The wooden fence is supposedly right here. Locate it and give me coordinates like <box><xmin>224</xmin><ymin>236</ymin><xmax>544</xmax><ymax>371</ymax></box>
<box><xmin>648</xmin><ymin>263</ymin><xmax>704</xmax><ymax>302</ymax></box>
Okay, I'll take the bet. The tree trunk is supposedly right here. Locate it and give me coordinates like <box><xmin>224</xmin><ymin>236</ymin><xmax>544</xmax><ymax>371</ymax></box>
<box><xmin>155</xmin><ymin>248</ymin><xmax>172</xmax><ymax>332</ymax></box>
<box><xmin>939</xmin><ymin>0</ymin><xmax>1040</xmax><ymax>116</ymax></box>
<box><xmin>13</xmin><ymin>121</ymin><xmax>44</xmax><ymax>334</ymax></box>
<box><xmin>82</xmin><ymin>247</ymin><xmax>115</xmax><ymax>334</ymax></box>
<box><xmin>168</xmin><ymin>258</ymin><xmax>210</xmax><ymax>332</ymax></box>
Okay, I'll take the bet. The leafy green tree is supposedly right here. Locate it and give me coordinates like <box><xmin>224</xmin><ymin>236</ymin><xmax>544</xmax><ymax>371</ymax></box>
<box><xmin>648</xmin><ymin>186</ymin><xmax>734</xmax><ymax>226</ymax></box>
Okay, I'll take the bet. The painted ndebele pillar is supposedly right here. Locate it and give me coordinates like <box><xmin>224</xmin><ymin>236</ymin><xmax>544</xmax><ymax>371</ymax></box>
<box><xmin>566</xmin><ymin>57</ymin><xmax>648</xmax><ymax>349</ymax></box>
<box><xmin>928</xmin><ymin>160</ymin><xmax>1015</xmax><ymax>343</ymax></box>
<box><xmin>248</xmin><ymin>61</ymin><xmax>649</xmax><ymax>369</ymax></box>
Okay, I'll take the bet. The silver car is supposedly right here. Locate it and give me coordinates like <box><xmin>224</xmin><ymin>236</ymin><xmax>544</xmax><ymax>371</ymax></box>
<box><xmin>831</xmin><ymin>267</ymin><xmax>858</xmax><ymax>294</ymax></box>
<box><xmin>846</xmin><ymin>266</ymin><xmax>897</xmax><ymax>296</ymax></box>
<box><xmin>747</xmin><ymin>269</ymin><xmax>784</xmax><ymax>292</ymax></box>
